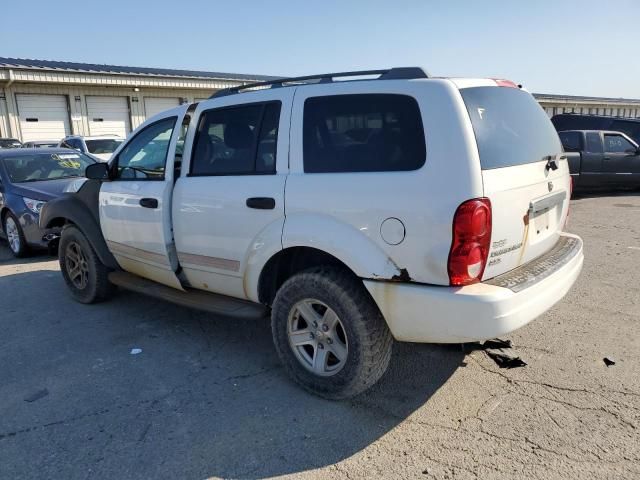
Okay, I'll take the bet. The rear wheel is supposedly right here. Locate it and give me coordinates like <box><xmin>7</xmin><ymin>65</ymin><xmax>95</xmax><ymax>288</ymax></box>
<box><xmin>271</xmin><ymin>267</ymin><xmax>393</xmax><ymax>399</ymax></box>
<box><xmin>3</xmin><ymin>212</ymin><xmax>28</xmax><ymax>258</ymax></box>
<box><xmin>59</xmin><ymin>225</ymin><xmax>114</xmax><ymax>303</ymax></box>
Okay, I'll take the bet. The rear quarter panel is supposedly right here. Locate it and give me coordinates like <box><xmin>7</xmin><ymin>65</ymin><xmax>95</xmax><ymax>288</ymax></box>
<box><xmin>285</xmin><ymin>79</ymin><xmax>483</xmax><ymax>285</ymax></box>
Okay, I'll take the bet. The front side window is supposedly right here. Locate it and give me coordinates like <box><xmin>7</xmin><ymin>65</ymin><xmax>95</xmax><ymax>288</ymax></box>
<box><xmin>303</xmin><ymin>94</ymin><xmax>425</xmax><ymax>173</ymax></box>
<box><xmin>558</xmin><ymin>131</ymin><xmax>582</xmax><ymax>152</ymax></box>
<box><xmin>190</xmin><ymin>101</ymin><xmax>281</xmax><ymax>176</ymax></box>
<box><xmin>585</xmin><ymin>132</ymin><xmax>603</xmax><ymax>153</ymax></box>
<box><xmin>604</xmin><ymin>134</ymin><xmax>636</xmax><ymax>153</ymax></box>
<box><xmin>115</xmin><ymin>117</ymin><xmax>176</xmax><ymax>180</ymax></box>
<box><xmin>611</xmin><ymin>120</ymin><xmax>640</xmax><ymax>144</ymax></box>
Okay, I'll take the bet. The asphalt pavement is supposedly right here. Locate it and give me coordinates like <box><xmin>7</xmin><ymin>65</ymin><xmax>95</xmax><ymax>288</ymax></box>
<box><xmin>0</xmin><ymin>191</ymin><xmax>638</xmax><ymax>479</ymax></box>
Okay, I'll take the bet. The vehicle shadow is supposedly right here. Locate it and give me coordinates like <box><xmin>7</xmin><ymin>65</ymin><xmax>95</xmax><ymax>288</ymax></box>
<box><xmin>0</xmin><ymin>239</ymin><xmax>55</xmax><ymax>265</ymax></box>
<box><xmin>0</xmin><ymin>268</ymin><xmax>464</xmax><ymax>480</ymax></box>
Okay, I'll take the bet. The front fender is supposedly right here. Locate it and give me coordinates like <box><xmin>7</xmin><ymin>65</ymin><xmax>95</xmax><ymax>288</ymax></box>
<box><xmin>282</xmin><ymin>212</ymin><xmax>403</xmax><ymax>280</ymax></box>
<box><xmin>40</xmin><ymin>182</ymin><xmax>119</xmax><ymax>270</ymax></box>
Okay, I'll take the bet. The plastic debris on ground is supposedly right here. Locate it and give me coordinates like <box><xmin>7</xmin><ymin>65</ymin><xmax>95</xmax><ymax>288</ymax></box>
<box><xmin>130</xmin><ymin>348</ymin><xmax>143</xmax><ymax>355</ymax></box>
<box><xmin>485</xmin><ymin>350</ymin><xmax>528</xmax><ymax>369</ymax></box>
<box><xmin>466</xmin><ymin>338</ymin><xmax>528</xmax><ymax>369</ymax></box>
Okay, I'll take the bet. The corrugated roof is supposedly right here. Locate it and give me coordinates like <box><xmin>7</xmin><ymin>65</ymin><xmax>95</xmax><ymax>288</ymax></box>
<box><xmin>2</xmin><ymin>58</ymin><xmax>637</xmax><ymax>103</ymax></box>
<box><xmin>0</xmin><ymin>57</ymin><xmax>280</xmax><ymax>82</ymax></box>
<box><xmin>534</xmin><ymin>92</ymin><xmax>640</xmax><ymax>104</ymax></box>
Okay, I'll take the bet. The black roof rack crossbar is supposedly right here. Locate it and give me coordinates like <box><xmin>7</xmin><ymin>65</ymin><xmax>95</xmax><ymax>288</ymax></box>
<box><xmin>210</xmin><ymin>67</ymin><xmax>428</xmax><ymax>98</ymax></box>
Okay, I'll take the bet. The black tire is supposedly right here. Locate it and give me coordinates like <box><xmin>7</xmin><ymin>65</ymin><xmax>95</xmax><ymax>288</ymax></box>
<box><xmin>271</xmin><ymin>267</ymin><xmax>393</xmax><ymax>400</ymax></box>
<box><xmin>58</xmin><ymin>225</ymin><xmax>114</xmax><ymax>304</ymax></box>
<box><xmin>3</xmin><ymin>212</ymin><xmax>29</xmax><ymax>258</ymax></box>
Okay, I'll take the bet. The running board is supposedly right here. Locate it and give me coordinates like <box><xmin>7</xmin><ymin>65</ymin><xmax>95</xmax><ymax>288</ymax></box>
<box><xmin>108</xmin><ymin>271</ymin><xmax>268</xmax><ymax>319</ymax></box>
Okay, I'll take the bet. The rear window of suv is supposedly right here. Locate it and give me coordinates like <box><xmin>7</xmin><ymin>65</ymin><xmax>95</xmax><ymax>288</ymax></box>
<box><xmin>303</xmin><ymin>94</ymin><xmax>426</xmax><ymax>173</ymax></box>
<box><xmin>461</xmin><ymin>87</ymin><xmax>562</xmax><ymax>170</ymax></box>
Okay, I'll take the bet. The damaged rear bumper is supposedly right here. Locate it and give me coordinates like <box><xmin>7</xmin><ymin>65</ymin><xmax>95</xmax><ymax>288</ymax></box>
<box><xmin>364</xmin><ymin>233</ymin><xmax>584</xmax><ymax>343</ymax></box>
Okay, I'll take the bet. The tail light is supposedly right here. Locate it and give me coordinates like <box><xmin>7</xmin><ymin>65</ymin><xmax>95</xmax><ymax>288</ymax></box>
<box><xmin>569</xmin><ymin>176</ymin><xmax>574</xmax><ymax>198</ymax></box>
<box><xmin>564</xmin><ymin>176</ymin><xmax>573</xmax><ymax>229</ymax></box>
<box><xmin>492</xmin><ymin>78</ymin><xmax>520</xmax><ymax>88</ymax></box>
<box><xmin>448</xmin><ymin>198</ymin><xmax>492</xmax><ymax>286</ymax></box>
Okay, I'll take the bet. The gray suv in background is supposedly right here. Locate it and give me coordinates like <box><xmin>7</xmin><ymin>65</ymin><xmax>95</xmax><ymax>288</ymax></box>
<box><xmin>59</xmin><ymin>135</ymin><xmax>123</xmax><ymax>162</ymax></box>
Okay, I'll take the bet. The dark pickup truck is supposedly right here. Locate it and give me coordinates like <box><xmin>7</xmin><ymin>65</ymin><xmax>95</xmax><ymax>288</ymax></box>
<box><xmin>558</xmin><ymin>130</ymin><xmax>640</xmax><ymax>189</ymax></box>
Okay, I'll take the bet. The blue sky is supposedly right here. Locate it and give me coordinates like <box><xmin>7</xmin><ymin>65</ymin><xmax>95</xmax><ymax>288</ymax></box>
<box><xmin>2</xmin><ymin>0</ymin><xmax>638</xmax><ymax>98</ymax></box>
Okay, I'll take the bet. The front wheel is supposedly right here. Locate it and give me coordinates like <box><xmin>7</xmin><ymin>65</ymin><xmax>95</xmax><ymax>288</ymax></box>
<box><xmin>59</xmin><ymin>225</ymin><xmax>114</xmax><ymax>304</ymax></box>
<box><xmin>271</xmin><ymin>267</ymin><xmax>393</xmax><ymax>399</ymax></box>
<box><xmin>3</xmin><ymin>212</ymin><xmax>29</xmax><ymax>257</ymax></box>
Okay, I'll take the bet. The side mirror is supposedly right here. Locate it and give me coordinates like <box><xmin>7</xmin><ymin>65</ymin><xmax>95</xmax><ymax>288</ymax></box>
<box><xmin>85</xmin><ymin>162</ymin><xmax>110</xmax><ymax>180</ymax></box>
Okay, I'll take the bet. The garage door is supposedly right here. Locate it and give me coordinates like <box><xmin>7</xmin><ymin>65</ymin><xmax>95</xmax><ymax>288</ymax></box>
<box><xmin>86</xmin><ymin>96</ymin><xmax>131</xmax><ymax>137</ymax></box>
<box><xmin>144</xmin><ymin>97</ymin><xmax>180</xmax><ymax>119</ymax></box>
<box><xmin>16</xmin><ymin>94</ymin><xmax>70</xmax><ymax>142</ymax></box>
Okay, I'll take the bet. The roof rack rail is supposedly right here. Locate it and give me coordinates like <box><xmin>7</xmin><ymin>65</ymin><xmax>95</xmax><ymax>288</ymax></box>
<box><xmin>210</xmin><ymin>67</ymin><xmax>428</xmax><ymax>99</ymax></box>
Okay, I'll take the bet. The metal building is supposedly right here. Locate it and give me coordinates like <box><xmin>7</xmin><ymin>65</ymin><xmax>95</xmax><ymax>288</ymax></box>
<box><xmin>0</xmin><ymin>58</ymin><xmax>276</xmax><ymax>142</ymax></box>
<box><xmin>534</xmin><ymin>93</ymin><xmax>640</xmax><ymax>119</ymax></box>
<box><xmin>2</xmin><ymin>57</ymin><xmax>640</xmax><ymax>142</ymax></box>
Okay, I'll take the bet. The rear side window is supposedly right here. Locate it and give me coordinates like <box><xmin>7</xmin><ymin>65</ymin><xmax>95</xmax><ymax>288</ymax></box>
<box><xmin>86</xmin><ymin>139</ymin><xmax>122</xmax><ymax>154</ymax></box>
<box><xmin>303</xmin><ymin>94</ymin><xmax>426</xmax><ymax>173</ymax></box>
<box><xmin>558</xmin><ymin>131</ymin><xmax>582</xmax><ymax>152</ymax></box>
<box><xmin>585</xmin><ymin>132</ymin><xmax>603</xmax><ymax>153</ymax></box>
<box><xmin>461</xmin><ymin>87</ymin><xmax>562</xmax><ymax>169</ymax></box>
<box><xmin>190</xmin><ymin>101</ymin><xmax>281</xmax><ymax>176</ymax></box>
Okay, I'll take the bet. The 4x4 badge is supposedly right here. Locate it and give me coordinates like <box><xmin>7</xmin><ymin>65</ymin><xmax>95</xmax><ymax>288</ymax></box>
<box><xmin>548</xmin><ymin>181</ymin><xmax>554</xmax><ymax>192</ymax></box>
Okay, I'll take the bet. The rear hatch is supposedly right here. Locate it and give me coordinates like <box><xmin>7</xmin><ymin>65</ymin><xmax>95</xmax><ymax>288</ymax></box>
<box><xmin>459</xmin><ymin>85</ymin><xmax>570</xmax><ymax>280</ymax></box>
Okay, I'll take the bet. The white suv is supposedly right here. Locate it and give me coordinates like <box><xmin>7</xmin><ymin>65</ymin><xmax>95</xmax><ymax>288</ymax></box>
<box><xmin>41</xmin><ymin>68</ymin><xmax>584</xmax><ymax>399</ymax></box>
<box><xmin>59</xmin><ymin>135</ymin><xmax>123</xmax><ymax>162</ymax></box>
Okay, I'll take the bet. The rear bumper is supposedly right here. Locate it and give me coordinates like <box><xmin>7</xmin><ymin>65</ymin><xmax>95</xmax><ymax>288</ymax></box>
<box><xmin>364</xmin><ymin>233</ymin><xmax>583</xmax><ymax>343</ymax></box>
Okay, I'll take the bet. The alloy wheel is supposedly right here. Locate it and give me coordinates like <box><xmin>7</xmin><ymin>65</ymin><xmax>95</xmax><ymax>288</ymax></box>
<box><xmin>287</xmin><ymin>299</ymin><xmax>349</xmax><ymax>377</ymax></box>
<box><xmin>5</xmin><ymin>217</ymin><xmax>21</xmax><ymax>254</ymax></box>
<box><xmin>65</xmin><ymin>241</ymin><xmax>89</xmax><ymax>290</ymax></box>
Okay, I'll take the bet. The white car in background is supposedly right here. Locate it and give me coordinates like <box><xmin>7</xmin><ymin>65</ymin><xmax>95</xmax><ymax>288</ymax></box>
<box><xmin>41</xmin><ymin>68</ymin><xmax>584</xmax><ymax>399</ymax></box>
<box><xmin>59</xmin><ymin>135</ymin><xmax>123</xmax><ymax>161</ymax></box>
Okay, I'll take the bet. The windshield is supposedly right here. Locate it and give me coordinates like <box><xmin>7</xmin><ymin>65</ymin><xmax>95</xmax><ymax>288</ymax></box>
<box><xmin>2</xmin><ymin>152</ymin><xmax>94</xmax><ymax>183</ymax></box>
<box><xmin>460</xmin><ymin>87</ymin><xmax>562</xmax><ymax>170</ymax></box>
<box><xmin>0</xmin><ymin>139</ymin><xmax>22</xmax><ymax>148</ymax></box>
<box><xmin>85</xmin><ymin>139</ymin><xmax>123</xmax><ymax>155</ymax></box>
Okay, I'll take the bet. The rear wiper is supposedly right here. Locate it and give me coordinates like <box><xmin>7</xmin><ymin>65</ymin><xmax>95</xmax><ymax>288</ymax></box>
<box><xmin>542</xmin><ymin>155</ymin><xmax>559</xmax><ymax>171</ymax></box>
